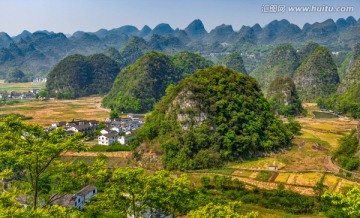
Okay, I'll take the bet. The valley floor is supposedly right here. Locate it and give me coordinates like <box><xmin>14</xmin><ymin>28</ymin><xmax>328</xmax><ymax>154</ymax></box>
<box><xmin>1</xmin><ymin>97</ymin><xmax>359</xmax><ymax>217</ymax></box>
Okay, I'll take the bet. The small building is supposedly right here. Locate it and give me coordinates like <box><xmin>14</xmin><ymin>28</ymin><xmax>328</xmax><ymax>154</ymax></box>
<box><xmin>68</xmin><ymin>124</ymin><xmax>93</xmax><ymax>134</ymax></box>
<box><xmin>121</xmin><ymin>123</ymin><xmax>133</xmax><ymax>133</ymax></box>
<box><xmin>51</xmin><ymin>121</ymin><xmax>67</xmax><ymax>128</ymax></box>
<box><xmin>119</xmin><ymin>135</ymin><xmax>136</xmax><ymax>145</ymax></box>
<box><xmin>98</xmin><ymin>132</ymin><xmax>119</xmax><ymax>145</ymax></box>
<box><xmin>51</xmin><ymin>185</ymin><xmax>97</xmax><ymax>210</ymax></box>
<box><xmin>268</xmin><ymin>166</ymin><xmax>278</xmax><ymax>171</ymax></box>
<box><xmin>30</xmin><ymin>89</ymin><xmax>40</xmax><ymax>94</ymax></box>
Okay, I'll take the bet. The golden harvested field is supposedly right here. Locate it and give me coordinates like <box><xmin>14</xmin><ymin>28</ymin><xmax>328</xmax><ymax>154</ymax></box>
<box><xmin>0</xmin><ymin>81</ymin><xmax>45</xmax><ymax>92</ymax></box>
<box><xmin>275</xmin><ymin>173</ymin><xmax>291</xmax><ymax>183</ymax></box>
<box><xmin>334</xmin><ymin>179</ymin><xmax>359</xmax><ymax>192</ymax></box>
<box><xmin>230</xmin><ymin>158</ymin><xmax>286</xmax><ymax>170</ymax></box>
<box><xmin>0</xmin><ymin>97</ymin><xmax>109</xmax><ymax>126</ymax></box>
<box><xmin>323</xmin><ymin>174</ymin><xmax>340</xmax><ymax>191</ymax></box>
<box><xmin>286</xmin><ymin>172</ymin><xmax>324</xmax><ymax>187</ymax></box>
<box><xmin>232</xmin><ymin>170</ymin><xmax>258</xmax><ymax>178</ymax></box>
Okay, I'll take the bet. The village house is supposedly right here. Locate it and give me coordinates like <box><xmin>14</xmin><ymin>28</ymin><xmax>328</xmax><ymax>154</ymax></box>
<box><xmin>50</xmin><ymin>120</ymin><xmax>99</xmax><ymax>135</ymax></box>
<box><xmin>30</xmin><ymin>88</ymin><xmax>41</xmax><ymax>94</ymax></box>
<box><xmin>268</xmin><ymin>166</ymin><xmax>279</xmax><ymax>171</ymax></box>
<box><xmin>100</xmin><ymin>126</ymin><xmax>121</xmax><ymax>135</ymax></box>
<box><xmin>33</xmin><ymin>77</ymin><xmax>47</xmax><ymax>83</ymax></box>
<box><xmin>119</xmin><ymin>135</ymin><xmax>136</xmax><ymax>145</ymax></box>
<box><xmin>51</xmin><ymin>121</ymin><xmax>67</xmax><ymax>128</ymax></box>
<box><xmin>51</xmin><ymin>185</ymin><xmax>97</xmax><ymax>210</ymax></box>
<box><xmin>20</xmin><ymin>92</ymin><xmax>36</xmax><ymax>100</ymax></box>
<box><xmin>104</xmin><ymin>117</ymin><xmax>121</xmax><ymax>123</ymax></box>
<box><xmin>98</xmin><ymin>132</ymin><xmax>119</xmax><ymax>145</ymax></box>
<box><xmin>127</xmin><ymin>114</ymin><xmax>145</xmax><ymax>122</ymax></box>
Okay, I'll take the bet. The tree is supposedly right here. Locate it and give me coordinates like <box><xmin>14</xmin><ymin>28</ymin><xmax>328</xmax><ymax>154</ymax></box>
<box><xmin>187</xmin><ymin>201</ymin><xmax>258</xmax><ymax>218</ymax></box>
<box><xmin>99</xmin><ymin>169</ymin><xmax>196</xmax><ymax>218</ymax></box>
<box><xmin>0</xmin><ymin>116</ymin><xmax>87</xmax><ymax>208</ymax></box>
<box><xmin>163</xmin><ymin>174</ymin><xmax>196</xmax><ymax>217</ymax></box>
<box><xmin>322</xmin><ymin>187</ymin><xmax>360</xmax><ymax>217</ymax></box>
<box><xmin>6</xmin><ymin>69</ymin><xmax>27</xmax><ymax>83</ymax></box>
<box><xmin>111</xmin><ymin>168</ymin><xmax>146</xmax><ymax>217</ymax></box>
<box><xmin>109</xmin><ymin>110</ymin><xmax>119</xmax><ymax>119</ymax></box>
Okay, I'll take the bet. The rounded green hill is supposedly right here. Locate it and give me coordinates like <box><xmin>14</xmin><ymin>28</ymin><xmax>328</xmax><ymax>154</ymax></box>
<box><xmin>139</xmin><ymin>66</ymin><xmax>293</xmax><ymax>170</ymax></box>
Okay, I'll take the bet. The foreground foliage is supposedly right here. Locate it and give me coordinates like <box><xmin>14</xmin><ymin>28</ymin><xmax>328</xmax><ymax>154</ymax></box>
<box><xmin>0</xmin><ymin>116</ymin><xmax>97</xmax><ymax>209</ymax></box>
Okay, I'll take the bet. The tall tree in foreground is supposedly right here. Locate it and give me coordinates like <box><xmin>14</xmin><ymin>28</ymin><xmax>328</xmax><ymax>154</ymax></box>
<box><xmin>0</xmin><ymin>116</ymin><xmax>87</xmax><ymax>208</ymax></box>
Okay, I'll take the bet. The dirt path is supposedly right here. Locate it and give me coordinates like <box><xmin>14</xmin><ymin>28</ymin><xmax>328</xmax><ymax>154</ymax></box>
<box><xmin>62</xmin><ymin>151</ymin><xmax>132</xmax><ymax>158</ymax></box>
<box><xmin>95</xmin><ymin>103</ymin><xmax>111</xmax><ymax>112</ymax></box>
<box><xmin>324</xmin><ymin>156</ymin><xmax>340</xmax><ymax>173</ymax></box>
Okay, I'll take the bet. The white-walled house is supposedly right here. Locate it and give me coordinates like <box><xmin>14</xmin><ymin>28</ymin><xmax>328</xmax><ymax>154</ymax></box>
<box><xmin>119</xmin><ymin>135</ymin><xmax>136</xmax><ymax>145</ymax></box>
<box><xmin>98</xmin><ymin>132</ymin><xmax>119</xmax><ymax>145</ymax></box>
<box><xmin>51</xmin><ymin>185</ymin><xmax>97</xmax><ymax>210</ymax></box>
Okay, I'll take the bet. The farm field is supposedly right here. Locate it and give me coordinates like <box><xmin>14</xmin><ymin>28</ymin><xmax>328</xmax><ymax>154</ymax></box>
<box><xmin>0</xmin><ymin>80</ymin><xmax>45</xmax><ymax>92</ymax></box>
<box><xmin>0</xmin><ymin>97</ymin><xmax>109</xmax><ymax>126</ymax></box>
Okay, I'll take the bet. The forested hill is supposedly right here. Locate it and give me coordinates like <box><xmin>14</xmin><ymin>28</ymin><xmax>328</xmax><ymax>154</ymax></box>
<box><xmin>294</xmin><ymin>46</ymin><xmax>340</xmax><ymax>101</ymax></box>
<box><xmin>102</xmin><ymin>51</ymin><xmax>211</xmax><ymax>113</ymax></box>
<box><xmin>138</xmin><ymin>66</ymin><xmax>293</xmax><ymax>170</ymax></box>
<box><xmin>0</xmin><ymin>16</ymin><xmax>360</xmax><ymax>79</ymax></box>
<box><xmin>46</xmin><ymin>54</ymin><xmax>119</xmax><ymax>98</ymax></box>
<box><xmin>250</xmin><ymin>44</ymin><xmax>300</xmax><ymax>88</ymax></box>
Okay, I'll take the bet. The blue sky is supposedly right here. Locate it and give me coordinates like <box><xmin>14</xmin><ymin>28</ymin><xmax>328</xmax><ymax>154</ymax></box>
<box><xmin>0</xmin><ymin>0</ymin><xmax>358</xmax><ymax>36</ymax></box>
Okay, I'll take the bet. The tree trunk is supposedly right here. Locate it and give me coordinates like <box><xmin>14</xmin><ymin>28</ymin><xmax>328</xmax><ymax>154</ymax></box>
<box><xmin>33</xmin><ymin>176</ymin><xmax>38</xmax><ymax>208</ymax></box>
<box><xmin>132</xmin><ymin>194</ymin><xmax>136</xmax><ymax>218</ymax></box>
<box><xmin>33</xmin><ymin>154</ymin><xmax>39</xmax><ymax>208</ymax></box>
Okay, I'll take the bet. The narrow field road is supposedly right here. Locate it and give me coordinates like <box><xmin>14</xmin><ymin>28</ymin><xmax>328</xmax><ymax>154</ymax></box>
<box><xmin>96</xmin><ymin>103</ymin><xmax>111</xmax><ymax>112</ymax></box>
<box><xmin>62</xmin><ymin>151</ymin><xmax>132</xmax><ymax>158</ymax></box>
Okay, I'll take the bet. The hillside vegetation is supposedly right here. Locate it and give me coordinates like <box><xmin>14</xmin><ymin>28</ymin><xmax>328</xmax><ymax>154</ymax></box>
<box><xmin>294</xmin><ymin>46</ymin><xmax>340</xmax><ymax>102</ymax></box>
<box><xmin>102</xmin><ymin>51</ymin><xmax>211</xmax><ymax>113</ymax></box>
<box><xmin>250</xmin><ymin>44</ymin><xmax>300</xmax><ymax>88</ymax></box>
<box><xmin>46</xmin><ymin>54</ymin><xmax>119</xmax><ymax>99</ymax></box>
<box><xmin>267</xmin><ymin>76</ymin><xmax>305</xmax><ymax>116</ymax></box>
<box><xmin>138</xmin><ymin>66</ymin><xmax>293</xmax><ymax>170</ymax></box>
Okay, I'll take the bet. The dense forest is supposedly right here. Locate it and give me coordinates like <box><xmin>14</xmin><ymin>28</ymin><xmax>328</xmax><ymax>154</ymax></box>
<box><xmin>250</xmin><ymin>44</ymin><xmax>300</xmax><ymax>88</ymax></box>
<box><xmin>102</xmin><ymin>51</ymin><xmax>211</xmax><ymax>113</ymax></box>
<box><xmin>46</xmin><ymin>54</ymin><xmax>120</xmax><ymax>99</ymax></box>
<box><xmin>138</xmin><ymin>66</ymin><xmax>294</xmax><ymax>170</ymax></box>
<box><xmin>294</xmin><ymin>46</ymin><xmax>340</xmax><ymax>101</ymax></box>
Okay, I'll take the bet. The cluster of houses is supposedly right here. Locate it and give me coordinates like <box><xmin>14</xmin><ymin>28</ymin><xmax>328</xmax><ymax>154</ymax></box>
<box><xmin>48</xmin><ymin>120</ymin><xmax>99</xmax><ymax>135</ymax></box>
<box><xmin>47</xmin><ymin>114</ymin><xmax>145</xmax><ymax>146</ymax></box>
<box><xmin>0</xmin><ymin>89</ymin><xmax>40</xmax><ymax>100</ymax></box>
<box><xmin>98</xmin><ymin>114</ymin><xmax>144</xmax><ymax>145</ymax></box>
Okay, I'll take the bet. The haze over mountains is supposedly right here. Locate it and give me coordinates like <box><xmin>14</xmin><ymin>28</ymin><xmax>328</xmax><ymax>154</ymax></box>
<box><xmin>0</xmin><ymin>16</ymin><xmax>360</xmax><ymax>79</ymax></box>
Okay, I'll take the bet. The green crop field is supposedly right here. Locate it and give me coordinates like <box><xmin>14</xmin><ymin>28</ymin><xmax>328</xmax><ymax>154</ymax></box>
<box><xmin>0</xmin><ymin>81</ymin><xmax>45</xmax><ymax>92</ymax></box>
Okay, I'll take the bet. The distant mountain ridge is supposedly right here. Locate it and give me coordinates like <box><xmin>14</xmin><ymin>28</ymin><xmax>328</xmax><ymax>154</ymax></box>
<box><xmin>0</xmin><ymin>16</ymin><xmax>359</xmax><ymax>79</ymax></box>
